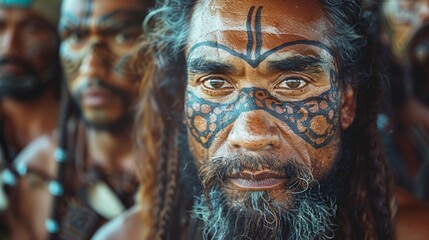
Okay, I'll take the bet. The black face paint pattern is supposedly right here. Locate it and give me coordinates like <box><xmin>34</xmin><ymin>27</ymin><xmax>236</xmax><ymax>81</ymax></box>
<box><xmin>186</xmin><ymin>73</ymin><xmax>339</xmax><ymax>149</ymax></box>
<box><xmin>60</xmin><ymin>9</ymin><xmax>144</xmax><ymax>83</ymax></box>
<box><xmin>187</xmin><ymin>6</ymin><xmax>335</xmax><ymax>68</ymax></box>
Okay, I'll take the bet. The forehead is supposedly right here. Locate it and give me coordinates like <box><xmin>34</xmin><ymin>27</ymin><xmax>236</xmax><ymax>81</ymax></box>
<box><xmin>0</xmin><ymin>7</ymin><xmax>48</xmax><ymax>24</ymax></box>
<box><xmin>187</xmin><ymin>0</ymin><xmax>333</xmax><ymax>56</ymax></box>
<box><xmin>61</xmin><ymin>0</ymin><xmax>147</xmax><ymax>20</ymax></box>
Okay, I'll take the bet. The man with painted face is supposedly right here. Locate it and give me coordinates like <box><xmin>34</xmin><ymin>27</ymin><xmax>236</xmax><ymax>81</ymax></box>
<box><xmin>0</xmin><ymin>0</ymin><xmax>61</xmax><ymax>162</ymax></box>
<box><xmin>0</xmin><ymin>0</ymin><xmax>61</xmax><ymax>237</ymax></box>
<box><xmin>7</xmin><ymin>0</ymin><xmax>151</xmax><ymax>239</ymax></box>
<box><xmin>103</xmin><ymin>0</ymin><xmax>401</xmax><ymax>239</ymax></box>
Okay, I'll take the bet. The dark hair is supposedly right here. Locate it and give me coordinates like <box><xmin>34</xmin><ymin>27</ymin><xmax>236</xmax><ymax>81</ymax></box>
<box><xmin>136</xmin><ymin>0</ymin><xmax>396</xmax><ymax>239</ymax></box>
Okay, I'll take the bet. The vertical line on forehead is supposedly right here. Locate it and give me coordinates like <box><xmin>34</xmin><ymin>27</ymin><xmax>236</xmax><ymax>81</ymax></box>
<box><xmin>254</xmin><ymin>6</ymin><xmax>263</xmax><ymax>61</ymax></box>
<box><xmin>246</xmin><ymin>6</ymin><xmax>255</xmax><ymax>58</ymax></box>
<box><xmin>82</xmin><ymin>0</ymin><xmax>94</xmax><ymax>27</ymax></box>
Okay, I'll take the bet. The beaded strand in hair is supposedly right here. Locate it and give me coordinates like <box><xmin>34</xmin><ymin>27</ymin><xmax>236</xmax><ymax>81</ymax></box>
<box><xmin>47</xmin><ymin>85</ymin><xmax>72</xmax><ymax>239</ymax></box>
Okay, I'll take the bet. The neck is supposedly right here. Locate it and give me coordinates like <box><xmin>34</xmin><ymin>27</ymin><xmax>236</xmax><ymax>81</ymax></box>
<box><xmin>86</xmin><ymin>125</ymin><xmax>135</xmax><ymax>174</ymax></box>
<box><xmin>1</xmin><ymin>86</ymin><xmax>59</xmax><ymax>153</ymax></box>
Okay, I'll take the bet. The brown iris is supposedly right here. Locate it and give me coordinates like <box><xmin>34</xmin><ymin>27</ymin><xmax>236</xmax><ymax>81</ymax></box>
<box><xmin>205</xmin><ymin>79</ymin><xmax>226</xmax><ymax>89</ymax></box>
<box><xmin>284</xmin><ymin>79</ymin><xmax>302</xmax><ymax>89</ymax></box>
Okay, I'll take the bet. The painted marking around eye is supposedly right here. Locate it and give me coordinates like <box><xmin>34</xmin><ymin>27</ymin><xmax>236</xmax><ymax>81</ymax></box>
<box><xmin>186</xmin><ymin>86</ymin><xmax>339</xmax><ymax>149</ymax></box>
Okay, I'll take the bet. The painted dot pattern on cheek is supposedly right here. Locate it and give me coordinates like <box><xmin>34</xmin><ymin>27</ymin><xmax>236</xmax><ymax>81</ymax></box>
<box><xmin>186</xmin><ymin>83</ymin><xmax>339</xmax><ymax>149</ymax></box>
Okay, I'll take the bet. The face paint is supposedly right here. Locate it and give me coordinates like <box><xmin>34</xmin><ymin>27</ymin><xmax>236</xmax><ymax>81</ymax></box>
<box><xmin>0</xmin><ymin>7</ymin><xmax>58</xmax><ymax>100</ymax></box>
<box><xmin>186</xmin><ymin>1</ymin><xmax>348</xmax><ymax>237</ymax></box>
<box><xmin>382</xmin><ymin>0</ymin><xmax>429</xmax><ymax>63</ymax></box>
<box><xmin>186</xmin><ymin>83</ymin><xmax>339</xmax><ymax>149</ymax></box>
<box><xmin>59</xmin><ymin>0</ymin><xmax>147</xmax><ymax>129</ymax></box>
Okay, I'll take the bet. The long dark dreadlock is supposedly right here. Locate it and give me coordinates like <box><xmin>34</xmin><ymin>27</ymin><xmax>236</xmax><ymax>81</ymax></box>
<box><xmin>136</xmin><ymin>0</ymin><xmax>396</xmax><ymax>239</ymax></box>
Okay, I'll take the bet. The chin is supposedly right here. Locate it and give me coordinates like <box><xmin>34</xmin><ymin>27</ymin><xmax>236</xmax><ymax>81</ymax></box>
<box><xmin>194</xmin><ymin>185</ymin><xmax>338</xmax><ymax>240</ymax></box>
<box><xmin>82</xmin><ymin>112</ymin><xmax>132</xmax><ymax>131</ymax></box>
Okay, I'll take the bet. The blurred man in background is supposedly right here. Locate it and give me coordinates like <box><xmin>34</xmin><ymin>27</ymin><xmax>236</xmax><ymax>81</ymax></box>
<box><xmin>377</xmin><ymin>0</ymin><xmax>429</xmax><ymax>200</ymax></box>
<box><xmin>0</xmin><ymin>0</ymin><xmax>61</xmax><ymax>237</ymax></box>
<box><xmin>6</xmin><ymin>0</ymin><xmax>151</xmax><ymax>239</ymax></box>
<box><xmin>368</xmin><ymin>0</ymin><xmax>429</xmax><ymax>239</ymax></box>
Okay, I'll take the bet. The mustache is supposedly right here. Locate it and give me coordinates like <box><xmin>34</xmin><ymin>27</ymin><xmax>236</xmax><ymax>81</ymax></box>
<box><xmin>0</xmin><ymin>56</ymin><xmax>35</xmax><ymax>74</ymax></box>
<box><xmin>199</xmin><ymin>155</ymin><xmax>314</xmax><ymax>195</ymax></box>
<box><xmin>74</xmin><ymin>79</ymin><xmax>130</xmax><ymax>102</ymax></box>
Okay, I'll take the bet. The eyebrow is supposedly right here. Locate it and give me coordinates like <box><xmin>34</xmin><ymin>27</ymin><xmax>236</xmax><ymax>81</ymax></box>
<box><xmin>59</xmin><ymin>10</ymin><xmax>145</xmax><ymax>33</ymax></box>
<box><xmin>58</xmin><ymin>12</ymin><xmax>81</xmax><ymax>33</ymax></box>
<box><xmin>266</xmin><ymin>56</ymin><xmax>327</xmax><ymax>74</ymax></box>
<box><xmin>98</xmin><ymin>10</ymin><xmax>145</xmax><ymax>29</ymax></box>
<box><xmin>187</xmin><ymin>57</ymin><xmax>237</xmax><ymax>75</ymax></box>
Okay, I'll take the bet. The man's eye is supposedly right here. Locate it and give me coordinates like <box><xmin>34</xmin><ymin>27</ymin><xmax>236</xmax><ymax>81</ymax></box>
<box><xmin>201</xmin><ymin>78</ymin><xmax>233</xmax><ymax>90</ymax></box>
<box><xmin>68</xmin><ymin>32</ymin><xmax>86</xmax><ymax>43</ymax></box>
<box><xmin>115</xmin><ymin>31</ymin><xmax>139</xmax><ymax>45</ymax></box>
<box><xmin>277</xmin><ymin>78</ymin><xmax>308</xmax><ymax>90</ymax></box>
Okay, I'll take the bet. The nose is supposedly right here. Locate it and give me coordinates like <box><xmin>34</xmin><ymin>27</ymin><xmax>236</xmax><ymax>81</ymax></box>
<box><xmin>227</xmin><ymin>111</ymin><xmax>281</xmax><ymax>151</ymax></box>
<box><xmin>79</xmin><ymin>39</ymin><xmax>110</xmax><ymax>77</ymax></box>
<box><xmin>0</xmin><ymin>28</ymin><xmax>21</xmax><ymax>56</ymax></box>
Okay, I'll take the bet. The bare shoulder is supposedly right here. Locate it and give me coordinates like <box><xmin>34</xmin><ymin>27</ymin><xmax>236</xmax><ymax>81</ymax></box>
<box><xmin>14</xmin><ymin>134</ymin><xmax>57</xmax><ymax>178</ymax></box>
<box><xmin>396</xmin><ymin>187</ymin><xmax>429</xmax><ymax>240</ymax></box>
<box><xmin>92</xmin><ymin>205</ymin><xmax>144</xmax><ymax>240</ymax></box>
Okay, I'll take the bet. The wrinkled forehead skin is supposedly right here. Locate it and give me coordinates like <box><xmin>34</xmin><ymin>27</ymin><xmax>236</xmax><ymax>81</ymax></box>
<box><xmin>61</xmin><ymin>0</ymin><xmax>149</xmax><ymax>25</ymax></box>
<box><xmin>187</xmin><ymin>0</ymin><xmax>335</xmax><ymax>60</ymax></box>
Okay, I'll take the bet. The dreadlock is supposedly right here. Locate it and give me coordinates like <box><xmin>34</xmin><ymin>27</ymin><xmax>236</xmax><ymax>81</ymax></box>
<box><xmin>136</xmin><ymin>0</ymin><xmax>396</xmax><ymax>239</ymax></box>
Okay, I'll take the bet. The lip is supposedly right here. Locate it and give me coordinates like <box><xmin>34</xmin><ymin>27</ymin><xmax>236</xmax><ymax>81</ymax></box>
<box><xmin>82</xmin><ymin>88</ymin><xmax>113</xmax><ymax>107</ymax></box>
<box><xmin>0</xmin><ymin>63</ymin><xmax>26</xmax><ymax>75</ymax></box>
<box><xmin>229</xmin><ymin>170</ymin><xmax>286</xmax><ymax>190</ymax></box>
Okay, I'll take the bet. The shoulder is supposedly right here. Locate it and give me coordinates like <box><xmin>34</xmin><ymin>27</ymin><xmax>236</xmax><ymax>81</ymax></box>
<box><xmin>14</xmin><ymin>134</ymin><xmax>57</xmax><ymax>178</ymax></box>
<box><xmin>92</xmin><ymin>205</ymin><xmax>145</xmax><ymax>240</ymax></box>
<box><xmin>396</xmin><ymin>187</ymin><xmax>429</xmax><ymax>240</ymax></box>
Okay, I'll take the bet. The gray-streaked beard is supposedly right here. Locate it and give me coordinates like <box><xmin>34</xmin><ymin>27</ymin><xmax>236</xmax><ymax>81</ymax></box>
<box><xmin>192</xmin><ymin>156</ymin><xmax>338</xmax><ymax>240</ymax></box>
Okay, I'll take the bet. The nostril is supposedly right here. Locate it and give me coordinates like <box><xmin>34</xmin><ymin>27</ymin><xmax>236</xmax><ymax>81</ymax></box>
<box><xmin>231</xmin><ymin>143</ymin><xmax>241</xmax><ymax>149</ymax></box>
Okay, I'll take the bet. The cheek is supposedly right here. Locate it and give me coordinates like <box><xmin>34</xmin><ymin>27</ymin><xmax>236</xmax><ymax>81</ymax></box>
<box><xmin>185</xmin><ymin>94</ymin><xmax>212</xmax><ymax>162</ymax></box>
<box><xmin>307</xmin><ymin>134</ymin><xmax>341</xmax><ymax>179</ymax></box>
<box><xmin>25</xmin><ymin>39</ymin><xmax>58</xmax><ymax>71</ymax></box>
<box><xmin>187</xmin><ymin>129</ymin><xmax>210</xmax><ymax>166</ymax></box>
<box><xmin>185</xmin><ymin>99</ymin><xmax>216</xmax><ymax>148</ymax></box>
<box><xmin>112</xmin><ymin>54</ymin><xmax>140</xmax><ymax>82</ymax></box>
<box><xmin>60</xmin><ymin>44</ymin><xmax>85</xmax><ymax>81</ymax></box>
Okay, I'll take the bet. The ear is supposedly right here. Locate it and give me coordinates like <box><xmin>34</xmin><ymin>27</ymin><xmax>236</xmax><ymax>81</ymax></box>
<box><xmin>340</xmin><ymin>84</ymin><xmax>357</xmax><ymax>129</ymax></box>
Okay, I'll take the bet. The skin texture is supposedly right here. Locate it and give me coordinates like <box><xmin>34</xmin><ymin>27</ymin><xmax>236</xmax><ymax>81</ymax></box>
<box><xmin>381</xmin><ymin>0</ymin><xmax>429</xmax><ymax>63</ymax></box>
<box><xmin>59</xmin><ymin>0</ymin><xmax>147</xmax><ymax>128</ymax></box>
<box><xmin>0</xmin><ymin>7</ymin><xmax>59</xmax><ymax>156</ymax></box>
<box><xmin>185</xmin><ymin>0</ymin><xmax>355</xmax><ymax>207</ymax></box>
<box><xmin>7</xmin><ymin>0</ymin><xmax>148</xmax><ymax>239</ymax></box>
<box><xmin>0</xmin><ymin>7</ymin><xmax>58</xmax><ymax>87</ymax></box>
<box><xmin>396</xmin><ymin>187</ymin><xmax>429</xmax><ymax>240</ymax></box>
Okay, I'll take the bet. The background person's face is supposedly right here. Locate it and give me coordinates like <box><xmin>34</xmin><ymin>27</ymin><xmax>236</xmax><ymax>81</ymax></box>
<box><xmin>0</xmin><ymin>7</ymin><xmax>58</xmax><ymax>98</ymax></box>
<box><xmin>59</xmin><ymin>0</ymin><xmax>147</xmax><ymax>129</ymax></box>
<box><xmin>381</xmin><ymin>0</ymin><xmax>429</xmax><ymax>63</ymax></box>
<box><xmin>185</xmin><ymin>0</ymin><xmax>354</xmax><ymax>208</ymax></box>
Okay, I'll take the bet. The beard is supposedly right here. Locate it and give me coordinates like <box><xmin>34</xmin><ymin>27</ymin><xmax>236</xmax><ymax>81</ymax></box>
<box><xmin>0</xmin><ymin>57</ymin><xmax>59</xmax><ymax>101</ymax></box>
<box><xmin>192</xmin><ymin>150</ymin><xmax>350</xmax><ymax>240</ymax></box>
